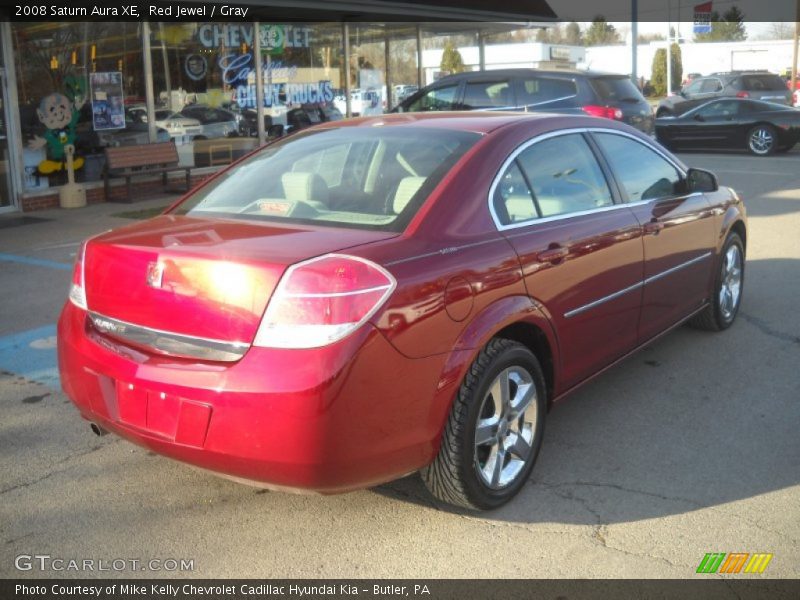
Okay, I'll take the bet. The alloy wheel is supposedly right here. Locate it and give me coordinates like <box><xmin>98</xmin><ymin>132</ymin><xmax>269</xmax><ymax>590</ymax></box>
<box><xmin>474</xmin><ymin>366</ymin><xmax>537</xmax><ymax>489</ymax></box>
<box><xmin>719</xmin><ymin>244</ymin><xmax>742</xmax><ymax>321</ymax></box>
<box><xmin>748</xmin><ymin>127</ymin><xmax>774</xmax><ymax>155</ymax></box>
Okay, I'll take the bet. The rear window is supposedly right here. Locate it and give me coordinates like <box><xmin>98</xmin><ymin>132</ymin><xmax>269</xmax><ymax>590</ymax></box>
<box><xmin>741</xmin><ymin>75</ymin><xmax>787</xmax><ymax>91</ymax></box>
<box><xmin>174</xmin><ymin>127</ymin><xmax>480</xmax><ymax>232</ymax></box>
<box><xmin>590</xmin><ymin>77</ymin><xmax>644</xmax><ymax>102</ymax></box>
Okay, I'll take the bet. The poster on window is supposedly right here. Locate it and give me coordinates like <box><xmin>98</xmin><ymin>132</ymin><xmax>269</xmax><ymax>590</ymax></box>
<box><xmin>89</xmin><ymin>72</ymin><xmax>125</xmax><ymax>131</ymax></box>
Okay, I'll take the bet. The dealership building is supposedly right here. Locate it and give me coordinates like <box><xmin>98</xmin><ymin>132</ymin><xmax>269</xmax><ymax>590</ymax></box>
<box><xmin>0</xmin><ymin>1</ymin><xmax>555</xmax><ymax>212</ymax></box>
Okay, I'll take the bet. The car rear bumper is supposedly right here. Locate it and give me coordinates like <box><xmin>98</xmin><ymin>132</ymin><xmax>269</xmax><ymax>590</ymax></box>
<box><xmin>57</xmin><ymin>302</ymin><xmax>448</xmax><ymax>492</ymax></box>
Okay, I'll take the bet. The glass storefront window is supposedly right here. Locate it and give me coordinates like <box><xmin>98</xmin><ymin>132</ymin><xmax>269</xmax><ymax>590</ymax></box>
<box><xmin>345</xmin><ymin>24</ymin><xmax>387</xmax><ymax>117</ymax></box>
<box><xmin>150</xmin><ymin>23</ymin><xmax>348</xmax><ymax>168</ymax></box>
<box><xmin>6</xmin><ymin>21</ymin><xmax>413</xmax><ymax>197</ymax></box>
<box><xmin>12</xmin><ymin>22</ymin><xmax>146</xmax><ymax>189</ymax></box>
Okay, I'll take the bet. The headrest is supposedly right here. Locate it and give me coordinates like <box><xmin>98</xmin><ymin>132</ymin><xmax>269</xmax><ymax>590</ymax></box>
<box><xmin>393</xmin><ymin>177</ymin><xmax>426</xmax><ymax>214</ymax></box>
<box><xmin>282</xmin><ymin>172</ymin><xmax>329</xmax><ymax>204</ymax></box>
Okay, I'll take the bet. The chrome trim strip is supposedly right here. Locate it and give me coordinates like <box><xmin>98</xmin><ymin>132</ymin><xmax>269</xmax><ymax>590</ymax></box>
<box><xmin>643</xmin><ymin>251</ymin><xmax>712</xmax><ymax>285</ymax></box>
<box><xmin>526</xmin><ymin>93</ymin><xmax>578</xmax><ymax>107</ymax></box>
<box><xmin>564</xmin><ymin>281</ymin><xmax>643</xmax><ymax>319</ymax></box>
<box><xmin>504</xmin><ymin>200</ymin><xmax>650</xmax><ymax>234</ymax></box>
<box><xmin>89</xmin><ymin>312</ymin><xmax>250</xmax><ymax>362</ymax></box>
<box><xmin>564</xmin><ymin>251</ymin><xmax>713</xmax><ymax>319</ymax></box>
<box><xmin>488</xmin><ymin>127</ymin><xmax>688</xmax><ymax>232</ymax></box>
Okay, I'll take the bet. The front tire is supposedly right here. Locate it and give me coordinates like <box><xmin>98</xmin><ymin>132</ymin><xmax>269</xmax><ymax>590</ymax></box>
<box><xmin>747</xmin><ymin>124</ymin><xmax>776</xmax><ymax>156</ymax></box>
<box><xmin>690</xmin><ymin>232</ymin><xmax>744</xmax><ymax>331</ymax></box>
<box><xmin>422</xmin><ymin>338</ymin><xmax>546</xmax><ymax>510</ymax></box>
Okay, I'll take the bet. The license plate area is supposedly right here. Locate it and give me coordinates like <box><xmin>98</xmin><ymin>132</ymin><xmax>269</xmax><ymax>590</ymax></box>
<box><xmin>114</xmin><ymin>381</ymin><xmax>212</xmax><ymax>448</ymax></box>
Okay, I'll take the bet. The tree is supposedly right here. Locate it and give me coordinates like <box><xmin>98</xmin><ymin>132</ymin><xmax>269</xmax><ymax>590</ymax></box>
<box><xmin>440</xmin><ymin>41</ymin><xmax>465</xmax><ymax>75</ymax></box>
<box><xmin>752</xmin><ymin>22</ymin><xmax>793</xmax><ymax>40</ymax></box>
<box><xmin>564</xmin><ymin>22</ymin><xmax>582</xmax><ymax>45</ymax></box>
<box><xmin>584</xmin><ymin>17</ymin><xmax>621</xmax><ymax>46</ymax></box>
<box><xmin>694</xmin><ymin>6</ymin><xmax>747</xmax><ymax>42</ymax></box>
<box><xmin>651</xmin><ymin>43</ymin><xmax>683</xmax><ymax>96</ymax></box>
<box><xmin>535</xmin><ymin>25</ymin><xmax>564</xmax><ymax>44</ymax></box>
<box><xmin>637</xmin><ymin>32</ymin><xmax>665</xmax><ymax>44</ymax></box>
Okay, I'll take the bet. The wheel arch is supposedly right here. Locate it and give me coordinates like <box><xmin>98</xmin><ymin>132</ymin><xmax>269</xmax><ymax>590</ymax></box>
<box><xmin>432</xmin><ymin>296</ymin><xmax>560</xmax><ymax>434</ymax></box>
<box><xmin>729</xmin><ymin>219</ymin><xmax>747</xmax><ymax>253</ymax></box>
<box><xmin>492</xmin><ymin>321</ymin><xmax>556</xmax><ymax>408</ymax></box>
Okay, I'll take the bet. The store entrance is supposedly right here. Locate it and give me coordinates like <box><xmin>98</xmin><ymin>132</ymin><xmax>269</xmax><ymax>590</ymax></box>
<box><xmin>0</xmin><ymin>68</ymin><xmax>15</xmax><ymax>211</ymax></box>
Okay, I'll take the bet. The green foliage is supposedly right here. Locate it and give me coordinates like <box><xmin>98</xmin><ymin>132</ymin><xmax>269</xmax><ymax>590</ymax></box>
<box><xmin>440</xmin><ymin>41</ymin><xmax>465</xmax><ymax>75</ymax></box>
<box><xmin>694</xmin><ymin>6</ymin><xmax>747</xmax><ymax>42</ymax></box>
<box><xmin>584</xmin><ymin>17</ymin><xmax>621</xmax><ymax>46</ymax></box>
<box><xmin>651</xmin><ymin>43</ymin><xmax>683</xmax><ymax>96</ymax></box>
<box><xmin>564</xmin><ymin>22</ymin><xmax>582</xmax><ymax>45</ymax></box>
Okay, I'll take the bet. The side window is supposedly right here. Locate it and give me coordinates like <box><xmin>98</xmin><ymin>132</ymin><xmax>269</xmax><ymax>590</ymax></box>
<box><xmin>462</xmin><ymin>80</ymin><xmax>512</xmax><ymax>109</ymax></box>
<box><xmin>700</xmin><ymin>79</ymin><xmax>722</xmax><ymax>93</ymax></box>
<box><xmin>406</xmin><ymin>85</ymin><xmax>459</xmax><ymax>112</ymax></box>
<box><xmin>493</xmin><ymin>162</ymin><xmax>537</xmax><ymax>225</ymax></box>
<box><xmin>696</xmin><ymin>100</ymin><xmax>740</xmax><ymax>118</ymax></box>
<box><xmin>684</xmin><ymin>79</ymin><xmax>704</xmax><ymax>95</ymax></box>
<box><xmin>594</xmin><ymin>133</ymin><xmax>682</xmax><ymax>202</ymax></box>
<box><xmin>515</xmin><ymin>134</ymin><xmax>613</xmax><ymax>218</ymax></box>
<box><xmin>518</xmin><ymin>77</ymin><xmax>577</xmax><ymax>106</ymax></box>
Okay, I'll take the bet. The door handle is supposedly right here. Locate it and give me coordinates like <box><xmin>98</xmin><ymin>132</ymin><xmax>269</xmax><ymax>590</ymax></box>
<box><xmin>644</xmin><ymin>221</ymin><xmax>664</xmax><ymax>235</ymax></box>
<box><xmin>537</xmin><ymin>246</ymin><xmax>569</xmax><ymax>263</ymax></box>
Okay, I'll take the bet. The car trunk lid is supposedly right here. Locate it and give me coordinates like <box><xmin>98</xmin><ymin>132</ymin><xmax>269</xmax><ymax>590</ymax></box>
<box><xmin>83</xmin><ymin>215</ymin><xmax>395</xmax><ymax>359</ymax></box>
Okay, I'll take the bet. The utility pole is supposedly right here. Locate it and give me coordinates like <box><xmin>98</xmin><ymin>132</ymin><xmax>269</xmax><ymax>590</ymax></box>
<box><xmin>631</xmin><ymin>0</ymin><xmax>638</xmax><ymax>85</ymax></box>
<box><xmin>666</xmin><ymin>12</ymin><xmax>672</xmax><ymax>96</ymax></box>
<box><xmin>792</xmin><ymin>1</ymin><xmax>799</xmax><ymax>104</ymax></box>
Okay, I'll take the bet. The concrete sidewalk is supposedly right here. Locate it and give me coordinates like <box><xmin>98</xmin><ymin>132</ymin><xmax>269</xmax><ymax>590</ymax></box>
<box><xmin>0</xmin><ymin>196</ymin><xmax>174</xmax><ymax>337</ymax></box>
<box><xmin>0</xmin><ymin>195</ymin><xmax>176</xmax><ymax>259</ymax></box>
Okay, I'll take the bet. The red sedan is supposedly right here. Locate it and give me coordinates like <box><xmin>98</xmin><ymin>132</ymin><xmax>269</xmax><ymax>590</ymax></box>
<box><xmin>58</xmin><ymin>112</ymin><xmax>747</xmax><ymax>510</ymax></box>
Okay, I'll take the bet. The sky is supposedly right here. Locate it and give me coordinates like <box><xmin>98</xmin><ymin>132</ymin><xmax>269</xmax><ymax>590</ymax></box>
<box><xmin>606</xmin><ymin>21</ymin><xmax>794</xmax><ymax>40</ymax></box>
<box><xmin>548</xmin><ymin>0</ymin><xmax>798</xmax><ymax>24</ymax></box>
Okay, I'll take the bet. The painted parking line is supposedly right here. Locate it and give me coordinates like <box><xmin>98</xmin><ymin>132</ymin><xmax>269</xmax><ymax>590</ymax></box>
<box><xmin>0</xmin><ymin>252</ymin><xmax>72</xmax><ymax>271</ymax></box>
<box><xmin>0</xmin><ymin>325</ymin><xmax>60</xmax><ymax>389</ymax></box>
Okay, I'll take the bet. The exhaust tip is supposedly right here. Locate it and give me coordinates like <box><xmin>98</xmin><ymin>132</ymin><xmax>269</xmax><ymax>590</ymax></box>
<box><xmin>90</xmin><ymin>422</ymin><xmax>108</xmax><ymax>436</ymax></box>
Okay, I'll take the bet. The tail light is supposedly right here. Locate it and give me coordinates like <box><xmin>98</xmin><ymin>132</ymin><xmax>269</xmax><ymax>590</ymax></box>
<box><xmin>253</xmin><ymin>254</ymin><xmax>396</xmax><ymax>349</ymax></box>
<box><xmin>736</xmin><ymin>91</ymin><xmax>750</xmax><ymax>98</ymax></box>
<box><xmin>581</xmin><ymin>105</ymin><xmax>623</xmax><ymax>120</ymax></box>
<box><xmin>68</xmin><ymin>242</ymin><xmax>88</xmax><ymax>310</ymax></box>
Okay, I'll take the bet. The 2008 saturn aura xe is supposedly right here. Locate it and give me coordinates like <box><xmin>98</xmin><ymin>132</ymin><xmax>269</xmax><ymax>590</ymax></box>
<box><xmin>58</xmin><ymin>112</ymin><xmax>747</xmax><ymax>510</ymax></box>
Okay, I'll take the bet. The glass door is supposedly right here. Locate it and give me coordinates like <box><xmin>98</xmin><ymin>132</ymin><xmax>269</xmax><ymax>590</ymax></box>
<box><xmin>0</xmin><ymin>67</ymin><xmax>15</xmax><ymax>211</ymax></box>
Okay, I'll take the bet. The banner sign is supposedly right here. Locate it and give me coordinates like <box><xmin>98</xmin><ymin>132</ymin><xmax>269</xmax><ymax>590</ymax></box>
<box><xmin>694</xmin><ymin>1</ymin><xmax>713</xmax><ymax>34</ymax></box>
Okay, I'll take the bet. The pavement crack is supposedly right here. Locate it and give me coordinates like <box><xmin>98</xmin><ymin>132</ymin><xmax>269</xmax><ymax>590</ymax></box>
<box><xmin>538</xmin><ymin>479</ymin><xmax>700</xmax><ymax>507</ymax></box>
<box><xmin>740</xmin><ymin>312</ymin><xmax>800</xmax><ymax>345</ymax></box>
<box><xmin>537</xmin><ymin>479</ymin><xmax>800</xmax><ymax>546</ymax></box>
<box><xmin>0</xmin><ymin>440</ymin><xmax>118</xmax><ymax>495</ymax></box>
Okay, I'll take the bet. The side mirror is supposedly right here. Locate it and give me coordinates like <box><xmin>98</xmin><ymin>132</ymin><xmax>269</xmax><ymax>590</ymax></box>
<box><xmin>693</xmin><ymin>114</ymin><xmax>705</xmax><ymax>122</ymax></box>
<box><xmin>686</xmin><ymin>168</ymin><xmax>718</xmax><ymax>193</ymax></box>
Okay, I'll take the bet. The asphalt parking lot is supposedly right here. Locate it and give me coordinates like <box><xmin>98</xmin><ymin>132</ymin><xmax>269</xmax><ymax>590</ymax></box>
<box><xmin>0</xmin><ymin>147</ymin><xmax>798</xmax><ymax>580</ymax></box>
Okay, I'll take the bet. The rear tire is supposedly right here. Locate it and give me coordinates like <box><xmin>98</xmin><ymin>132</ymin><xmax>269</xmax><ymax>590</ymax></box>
<box><xmin>690</xmin><ymin>232</ymin><xmax>744</xmax><ymax>331</ymax></box>
<box><xmin>747</xmin><ymin>124</ymin><xmax>776</xmax><ymax>156</ymax></box>
<box><xmin>422</xmin><ymin>338</ymin><xmax>546</xmax><ymax>510</ymax></box>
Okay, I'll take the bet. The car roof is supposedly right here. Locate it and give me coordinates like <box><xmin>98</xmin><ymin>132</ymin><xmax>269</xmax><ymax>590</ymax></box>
<box><xmin>427</xmin><ymin>68</ymin><xmax>631</xmax><ymax>85</ymax></box>
<box><xmin>312</xmin><ymin>111</ymin><xmax>631</xmax><ymax>136</ymax></box>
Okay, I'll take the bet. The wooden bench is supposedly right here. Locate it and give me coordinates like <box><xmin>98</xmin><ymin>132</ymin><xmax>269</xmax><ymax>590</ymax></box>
<box><xmin>104</xmin><ymin>142</ymin><xmax>192</xmax><ymax>202</ymax></box>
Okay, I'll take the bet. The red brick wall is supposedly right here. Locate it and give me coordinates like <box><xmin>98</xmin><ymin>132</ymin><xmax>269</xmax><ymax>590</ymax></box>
<box><xmin>21</xmin><ymin>172</ymin><xmax>215</xmax><ymax>212</ymax></box>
